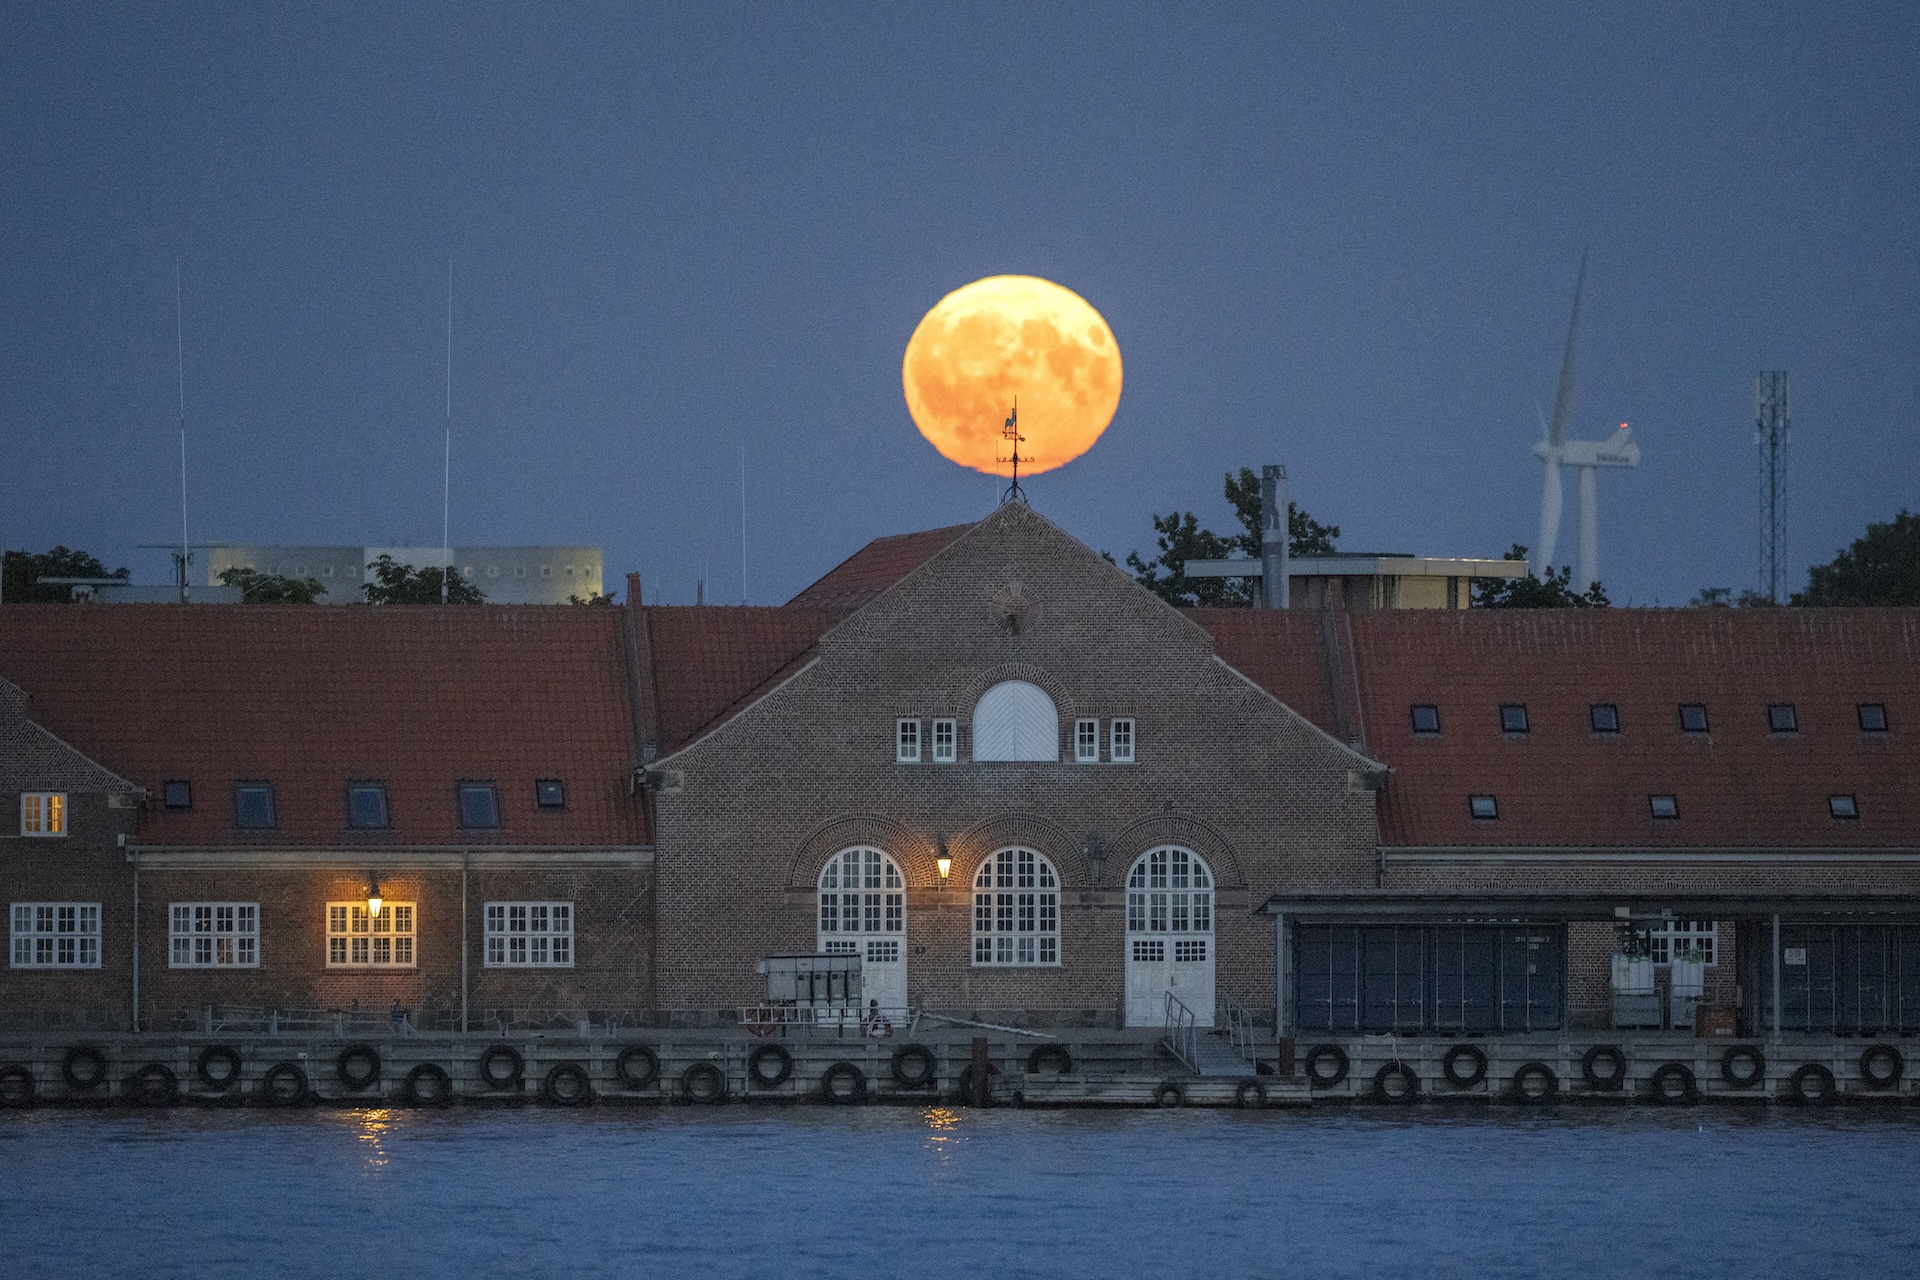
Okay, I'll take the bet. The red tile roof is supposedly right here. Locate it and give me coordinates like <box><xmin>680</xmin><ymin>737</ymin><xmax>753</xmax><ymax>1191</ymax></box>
<box><xmin>1192</xmin><ymin>608</ymin><xmax>1340</xmax><ymax>734</ymax></box>
<box><xmin>640</xmin><ymin>606</ymin><xmax>837</xmax><ymax>751</ymax></box>
<box><xmin>0</xmin><ymin>604</ymin><xmax>645</xmax><ymax>847</ymax></box>
<box><xmin>786</xmin><ymin>524</ymin><xmax>973</xmax><ymax>613</ymax></box>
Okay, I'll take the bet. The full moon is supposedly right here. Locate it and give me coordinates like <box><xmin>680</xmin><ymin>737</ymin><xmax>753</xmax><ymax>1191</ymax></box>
<box><xmin>902</xmin><ymin>276</ymin><xmax>1122</xmax><ymax>477</ymax></box>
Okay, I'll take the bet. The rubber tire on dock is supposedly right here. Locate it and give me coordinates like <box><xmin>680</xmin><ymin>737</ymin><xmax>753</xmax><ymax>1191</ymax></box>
<box><xmin>1789</xmin><ymin>1063</ymin><xmax>1837</xmax><ymax>1105</ymax></box>
<box><xmin>1155</xmin><ymin>1082</ymin><xmax>1186</xmax><ymax>1108</ymax></box>
<box><xmin>1511</xmin><ymin>1062</ymin><xmax>1558</xmax><ymax>1104</ymax></box>
<box><xmin>615</xmin><ymin>1045</ymin><xmax>659</xmax><ymax>1091</ymax></box>
<box><xmin>1304</xmin><ymin>1044</ymin><xmax>1349</xmax><ymax>1088</ymax></box>
<box><xmin>681</xmin><ymin>1061</ymin><xmax>727</xmax><ymax>1104</ymax></box>
<box><xmin>1859</xmin><ymin>1044</ymin><xmax>1904</xmax><ymax>1091</ymax></box>
<box><xmin>1647</xmin><ymin>1062</ymin><xmax>1698</xmax><ymax>1105</ymax></box>
<box><xmin>478</xmin><ymin>1044</ymin><xmax>524</xmax><ymax>1091</ymax></box>
<box><xmin>748</xmin><ymin>1043</ymin><xmax>794</xmax><ymax>1088</ymax></box>
<box><xmin>1580</xmin><ymin>1045</ymin><xmax>1627</xmax><ymax>1092</ymax></box>
<box><xmin>1026</xmin><ymin>1044</ymin><xmax>1073</xmax><ymax>1075</ymax></box>
<box><xmin>890</xmin><ymin>1044</ymin><xmax>937</xmax><ymax>1088</ymax></box>
<box><xmin>1442</xmin><ymin>1044</ymin><xmax>1488</xmax><ymax>1089</ymax></box>
<box><xmin>954</xmin><ymin>1063</ymin><xmax>999</xmax><ymax>1103</ymax></box>
<box><xmin>821</xmin><ymin>1062</ymin><xmax>867</xmax><ymax>1104</ymax></box>
<box><xmin>1373</xmin><ymin>1061</ymin><xmax>1419</xmax><ymax>1104</ymax></box>
<box><xmin>197</xmin><ymin>1045</ymin><xmax>243</xmax><ymax>1091</ymax></box>
<box><xmin>336</xmin><ymin>1044</ymin><xmax>381</xmax><ymax>1092</ymax></box>
<box><xmin>129</xmin><ymin>1063</ymin><xmax>179</xmax><ymax>1107</ymax></box>
<box><xmin>403</xmin><ymin>1063</ymin><xmax>454</xmax><ymax>1107</ymax></box>
<box><xmin>1235</xmin><ymin>1079</ymin><xmax>1268</xmax><ymax>1108</ymax></box>
<box><xmin>62</xmin><ymin>1046</ymin><xmax>107</xmax><ymax>1092</ymax></box>
<box><xmin>0</xmin><ymin>1063</ymin><xmax>35</xmax><ymax>1108</ymax></box>
<box><xmin>543</xmin><ymin>1062</ymin><xmax>592</xmax><ymax>1106</ymax></box>
<box><xmin>1720</xmin><ymin>1045</ymin><xmax>1766</xmax><ymax>1089</ymax></box>
<box><xmin>261</xmin><ymin>1062</ymin><xmax>309</xmax><ymax>1107</ymax></box>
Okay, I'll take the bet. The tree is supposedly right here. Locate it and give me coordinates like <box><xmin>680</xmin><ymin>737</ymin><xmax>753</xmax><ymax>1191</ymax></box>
<box><xmin>1122</xmin><ymin>468</ymin><xmax>1341</xmax><ymax>608</ymax></box>
<box><xmin>1792</xmin><ymin>510</ymin><xmax>1920</xmax><ymax>606</ymax></box>
<box><xmin>219</xmin><ymin>567</ymin><xmax>327</xmax><ymax>604</ymax></box>
<box><xmin>361</xmin><ymin>555</ymin><xmax>487</xmax><ymax>605</ymax></box>
<box><xmin>1</xmin><ymin>546</ymin><xmax>128</xmax><ymax>603</ymax></box>
<box><xmin>569</xmin><ymin>591</ymin><xmax>617</xmax><ymax>606</ymax></box>
<box><xmin>1687</xmin><ymin>586</ymin><xmax>1776</xmax><ymax>608</ymax></box>
<box><xmin>1473</xmin><ymin>545</ymin><xmax>1610</xmax><ymax>608</ymax></box>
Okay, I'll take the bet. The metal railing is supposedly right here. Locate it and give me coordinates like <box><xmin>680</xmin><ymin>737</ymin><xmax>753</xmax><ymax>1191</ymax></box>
<box><xmin>1220</xmin><ymin>989</ymin><xmax>1267</xmax><ymax>1067</ymax></box>
<box><xmin>738</xmin><ymin>1004</ymin><xmax>916</xmax><ymax>1038</ymax></box>
<box><xmin>1163</xmin><ymin>992</ymin><xmax>1198</xmax><ymax>1071</ymax></box>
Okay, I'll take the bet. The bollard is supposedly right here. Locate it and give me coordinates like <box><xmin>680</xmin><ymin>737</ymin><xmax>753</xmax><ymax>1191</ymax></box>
<box><xmin>970</xmin><ymin>1036</ymin><xmax>989</xmax><ymax>1107</ymax></box>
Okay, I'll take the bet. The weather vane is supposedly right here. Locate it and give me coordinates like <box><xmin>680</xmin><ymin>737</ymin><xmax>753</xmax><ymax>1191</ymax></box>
<box><xmin>999</xmin><ymin>397</ymin><xmax>1025</xmax><ymax>503</ymax></box>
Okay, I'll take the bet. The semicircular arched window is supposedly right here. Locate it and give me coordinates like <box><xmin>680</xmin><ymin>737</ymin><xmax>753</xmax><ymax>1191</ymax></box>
<box><xmin>972</xmin><ymin>847</ymin><xmax>1060</xmax><ymax>966</ymax></box>
<box><xmin>971</xmin><ymin>680</ymin><xmax>1059</xmax><ymax>761</ymax></box>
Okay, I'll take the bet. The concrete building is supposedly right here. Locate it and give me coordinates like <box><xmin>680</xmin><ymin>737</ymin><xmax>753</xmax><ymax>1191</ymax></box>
<box><xmin>205</xmin><ymin>545</ymin><xmax>604</xmax><ymax>605</ymax></box>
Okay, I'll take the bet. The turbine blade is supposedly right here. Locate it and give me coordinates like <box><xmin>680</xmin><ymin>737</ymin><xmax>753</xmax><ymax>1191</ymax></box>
<box><xmin>1545</xmin><ymin>249</ymin><xmax>1586</xmax><ymax>448</ymax></box>
<box><xmin>1537</xmin><ymin>459</ymin><xmax>1563</xmax><ymax>571</ymax></box>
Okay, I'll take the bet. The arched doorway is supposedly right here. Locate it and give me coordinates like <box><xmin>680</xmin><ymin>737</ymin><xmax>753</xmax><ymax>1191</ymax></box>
<box><xmin>817</xmin><ymin>846</ymin><xmax>907</xmax><ymax>1016</ymax></box>
<box><xmin>1124</xmin><ymin>846</ymin><xmax>1215</xmax><ymax>1027</ymax></box>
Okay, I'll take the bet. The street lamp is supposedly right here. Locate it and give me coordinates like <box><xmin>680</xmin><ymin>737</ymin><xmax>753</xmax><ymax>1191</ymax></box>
<box><xmin>366</xmin><ymin>874</ymin><xmax>384</xmax><ymax>920</ymax></box>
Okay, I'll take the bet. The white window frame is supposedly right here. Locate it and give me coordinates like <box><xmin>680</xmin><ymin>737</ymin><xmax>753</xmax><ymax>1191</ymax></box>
<box><xmin>931</xmin><ymin>718</ymin><xmax>957</xmax><ymax>763</ymax></box>
<box><xmin>896</xmin><ymin>718</ymin><xmax>921</xmax><ymax>764</ymax></box>
<box><xmin>972</xmin><ymin>847</ymin><xmax>1061</xmax><ymax>967</ymax></box>
<box><xmin>169</xmin><ymin>902</ymin><xmax>259</xmax><ymax>968</ymax></box>
<box><xmin>484</xmin><ymin>901</ymin><xmax>573</xmax><ymax>967</ymax></box>
<box><xmin>1110</xmin><ymin>718</ymin><xmax>1136</xmax><ymax>764</ymax></box>
<box><xmin>19</xmin><ymin>792</ymin><xmax>67</xmax><ymax>837</ymax></box>
<box><xmin>10</xmin><ymin>902</ymin><xmax>100</xmax><ymax>968</ymax></box>
<box><xmin>1644</xmin><ymin>919</ymin><xmax>1717</xmax><ymax>966</ymax></box>
<box><xmin>1075</xmin><ymin>718</ymin><xmax>1100</xmax><ymax>763</ymax></box>
<box><xmin>325</xmin><ymin>901</ymin><xmax>416</xmax><ymax>968</ymax></box>
<box><xmin>1125</xmin><ymin>846</ymin><xmax>1214</xmax><ymax>937</ymax></box>
<box><xmin>818</xmin><ymin>846</ymin><xmax>905</xmax><ymax>942</ymax></box>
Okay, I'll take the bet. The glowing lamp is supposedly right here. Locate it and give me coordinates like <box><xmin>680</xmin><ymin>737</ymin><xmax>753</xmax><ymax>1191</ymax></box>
<box><xmin>936</xmin><ymin>840</ymin><xmax>951</xmax><ymax>882</ymax></box>
<box><xmin>366</xmin><ymin>875</ymin><xmax>384</xmax><ymax>919</ymax></box>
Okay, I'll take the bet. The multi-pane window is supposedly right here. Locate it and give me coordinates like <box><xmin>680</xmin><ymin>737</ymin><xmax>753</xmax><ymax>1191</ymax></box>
<box><xmin>484</xmin><ymin>902</ymin><xmax>573</xmax><ymax>967</ymax></box>
<box><xmin>1500</xmin><ymin>704</ymin><xmax>1530</xmax><ymax>733</ymax></box>
<box><xmin>10</xmin><ymin>903</ymin><xmax>100</xmax><ymax>968</ymax></box>
<box><xmin>973</xmin><ymin>847</ymin><xmax>1060</xmax><ymax>966</ymax></box>
<box><xmin>818</xmin><ymin>847</ymin><xmax>904</xmax><ymax>940</ymax></box>
<box><xmin>1644</xmin><ymin>919</ymin><xmax>1716</xmax><ymax>965</ymax></box>
<box><xmin>347</xmin><ymin>784</ymin><xmax>389</xmax><ymax>828</ymax></box>
<box><xmin>1409</xmin><ymin>705</ymin><xmax>1441</xmax><ymax>734</ymax></box>
<box><xmin>931</xmin><ymin>719</ymin><xmax>957</xmax><ymax>763</ymax></box>
<box><xmin>896</xmin><ymin>719</ymin><xmax>921</xmax><ymax>764</ymax></box>
<box><xmin>1110</xmin><ymin>718</ymin><xmax>1136</xmax><ymax>764</ymax></box>
<box><xmin>1768</xmin><ymin>704</ymin><xmax>1798</xmax><ymax>733</ymax></box>
<box><xmin>1679</xmin><ymin>704</ymin><xmax>1710</xmax><ymax>733</ymax></box>
<box><xmin>1590</xmin><ymin>704</ymin><xmax>1620</xmax><ymax>733</ymax></box>
<box><xmin>325</xmin><ymin>902</ymin><xmax>415</xmax><ymax>967</ymax></box>
<box><xmin>1858</xmin><ymin>704</ymin><xmax>1889</xmax><ymax>733</ymax></box>
<box><xmin>1075</xmin><ymin>719</ymin><xmax>1099</xmax><ymax>763</ymax></box>
<box><xmin>19</xmin><ymin>792</ymin><xmax>66</xmax><ymax>837</ymax></box>
<box><xmin>235</xmin><ymin>784</ymin><xmax>277</xmax><ymax>829</ymax></box>
<box><xmin>458</xmin><ymin>783</ymin><xmax>500</xmax><ymax>829</ymax></box>
<box><xmin>1125</xmin><ymin>846</ymin><xmax>1213</xmax><ymax>938</ymax></box>
<box><xmin>169</xmin><ymin>903</ymin><xmax>258</xmax><ymax>967</ymax></box>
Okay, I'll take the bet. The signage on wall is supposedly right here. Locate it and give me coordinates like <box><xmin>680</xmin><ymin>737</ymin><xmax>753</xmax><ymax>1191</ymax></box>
<box><xmin>1783</xmin><ymin>948</ymin><xmax>1807</xmax><ymax>966</ymax></box>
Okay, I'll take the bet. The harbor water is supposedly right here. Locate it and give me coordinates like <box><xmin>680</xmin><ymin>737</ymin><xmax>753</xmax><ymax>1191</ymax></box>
<box><xmin>7</xmin><ymin>1106</ymin><xmax>1918</xmax><ymax>1278</ymax></box>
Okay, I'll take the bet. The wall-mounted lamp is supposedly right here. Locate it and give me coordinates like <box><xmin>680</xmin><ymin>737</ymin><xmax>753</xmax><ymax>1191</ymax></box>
<box><xmin>366</xmin><ymin>874</ymin><xmax>384</xmax><ymax>919</ymax></box>
<box><xmin>936</xmin><ymin>840</ymin><xmax>952</xmax><ymax>883</ymax></box>
<box><xmin>1082</xmin><ymin>833</ymin><xmax>1107</xmax><ymax>883</ymax></box>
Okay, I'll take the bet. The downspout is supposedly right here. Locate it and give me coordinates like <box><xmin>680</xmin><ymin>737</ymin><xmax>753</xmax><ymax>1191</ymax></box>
<box><xmin>126</xmin><ymin>840</ymin><xmax>139</xmax><ymax>1034</ymax></box>
<box><xmin>461</xmin><ymin>852</ymin><xmax>470</xmax><ymax>1034</ymax></box>
<box><xmin>1771</xmin><ymin>913</ymin><xmax>1781</xmax><ymax>1046</ymax></box>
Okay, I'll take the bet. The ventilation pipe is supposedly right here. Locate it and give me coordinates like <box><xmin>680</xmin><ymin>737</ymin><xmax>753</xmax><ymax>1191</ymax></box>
<box><xmin>1259</xmin><ymin>464</ymin><xmax>1290</xmax><ymax>609</ymax></box>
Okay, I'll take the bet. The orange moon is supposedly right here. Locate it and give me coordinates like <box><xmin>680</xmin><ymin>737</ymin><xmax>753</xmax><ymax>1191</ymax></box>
<box><xmin>902</xmin><ymin>276</ymin><xmax>1122</xmax><ymax>476</ymax></box>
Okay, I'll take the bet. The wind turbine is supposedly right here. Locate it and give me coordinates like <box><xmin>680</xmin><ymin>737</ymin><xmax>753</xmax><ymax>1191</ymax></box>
<box><xmin>1532</xmin><ymin>253</ymin><xmax>1640</xmax><ymax>592</ymax></box>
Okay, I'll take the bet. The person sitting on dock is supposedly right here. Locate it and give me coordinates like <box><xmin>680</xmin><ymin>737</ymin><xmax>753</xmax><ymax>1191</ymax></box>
<box><xmin>862</xmin><ymin>999</ymin><xmax>893</xmax><ymax>1038</ymax></box>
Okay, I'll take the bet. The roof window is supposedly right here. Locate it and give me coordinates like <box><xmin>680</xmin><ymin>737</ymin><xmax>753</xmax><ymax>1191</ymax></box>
<box><xmin>1829</xmin><ymin>795</ymin><xmax>1859</xmax><ymax>820</ymax></box>
<box><xmin>1409</xmin><ymin>704</ymin><xmax>1440</xmax><ymax>735</ymax></box>
<box><xmin>1679</xmin><ymin>704</ymin><xmax>1710</xmax><ymax>733</ymax></box>
<box><xmin>163</xmin><ymin>781</ymin><xmax>192</xmax><ymax>811</ymax></box>
<box><xmin>535</xmin><ymin>779</ymin><xmax>566</xmax><ymax>809</ymax></box>
<box><xmin>1858</xmin><ymin>704</ymin><xmax>1889</xmax><ymax>733</ymax></box>
<box><xmin>1768</xmin><ymin>704</ymin><xmax>1798</xmax><ymax>733</ymax></box>
<box><xmin>235</xmin><ymin>784</ymin><xmax>277</xmax><ymax>830</ymax></box>
<box><xmin>347</xmin><ymin>783</ymin><xmax>389</xmax><ymax>829</ymax></box>
<box><xmin>1469</xmin><ymin>794</ymin><xmax>1499</xmax><ymax>820</ymax></box>
<box><xmin>1499</xmin><ymin>705</ymin><xmax>1529</xmax><ymax>734</ymax></box>
<box><xmin>1590</xmin><ymin>704</ymin><xmax>1620</xmax><ymax>733</ymax></box>
<box><xmin>459</xmin><ymin>783</ymin><xmax>501</xmax><ymax>829</ymax></box>
<box><xmin>1649</xmin><ymin>794</ymin><xmax>1679</xmax><ymax>820</ymax></box>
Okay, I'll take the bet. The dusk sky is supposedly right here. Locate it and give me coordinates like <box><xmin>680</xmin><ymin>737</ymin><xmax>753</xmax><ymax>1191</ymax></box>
<box><xmin>2</xmin><ymin>3</ymin><xmax>1914</xmax><ymax>606</ymax></box>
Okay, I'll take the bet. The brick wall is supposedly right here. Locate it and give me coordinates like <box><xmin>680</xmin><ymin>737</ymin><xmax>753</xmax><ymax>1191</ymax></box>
<box><xmin>0</xmin><ymin>792</ymin><xmax>140</xmax><ymax>1030</ymax></box>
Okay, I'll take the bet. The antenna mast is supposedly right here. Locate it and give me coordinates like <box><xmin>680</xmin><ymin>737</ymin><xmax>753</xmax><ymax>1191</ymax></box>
<box><xmin>1755</xmin><ymin>371</ymin><xmax>1790</xmax><ymax>603</ymax></box>
<box><xmin>740</xmin><ymin>441</ymin><xmax>747</xmax><ymax>605</ymax></box>
<box><xmin>175</xmin><ymin>258</ymin><xmax>190</xmax><ymax>603</ymax></box>
<box><xmin>999</xmin><ymin>398</ymin><xmax>1025</xmax><ymax>503</ymax></box>
<box><xmin>442</xmin><ymin>260</ymin><xmax>452</xmax><ymax>605</ymax></box>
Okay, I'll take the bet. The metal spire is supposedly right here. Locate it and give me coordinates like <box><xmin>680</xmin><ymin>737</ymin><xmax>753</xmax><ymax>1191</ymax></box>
<box><xmin>1000</xmin><ymin>398</ymin><xmax>1025</xmax><ymax>503</ymax></box>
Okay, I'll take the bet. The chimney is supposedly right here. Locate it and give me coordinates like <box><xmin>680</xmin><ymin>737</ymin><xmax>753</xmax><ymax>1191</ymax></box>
<box><xmin>1259</xmin><ymin>464</ymin><xmax>1290</xmax><ymax>609</ymax></box>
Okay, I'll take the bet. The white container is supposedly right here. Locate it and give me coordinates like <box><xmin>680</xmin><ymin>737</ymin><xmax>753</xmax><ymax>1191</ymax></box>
<box><xmin>1611</xmin><ymin>954</ymin><xmax>1654</xmax><ymax>994</ymax></box>
<box><xmin>1670</xmin><ymin>958</ymin><xmax>1707</xmax><ymax>997</ymax></box>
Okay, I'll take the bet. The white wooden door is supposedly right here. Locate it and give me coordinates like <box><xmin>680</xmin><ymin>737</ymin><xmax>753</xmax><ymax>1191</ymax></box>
<box><xmin>1124</xmin><ymin>846</ymin><xmax>1216</xmax><ymax>1028</ymax></box>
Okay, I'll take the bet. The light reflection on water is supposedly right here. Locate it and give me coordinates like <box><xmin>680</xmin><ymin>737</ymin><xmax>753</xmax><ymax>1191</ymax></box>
<box><xmin>6</xmin><ymin>1105</ymin><xmax>1919</xmax><ymax>1278</ymax></box>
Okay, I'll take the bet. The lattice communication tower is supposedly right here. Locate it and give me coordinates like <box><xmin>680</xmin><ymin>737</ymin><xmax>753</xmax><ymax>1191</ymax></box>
<box><xmin>1754</xmin><ymin>370</ymin><xmax>1791</xmax><ymax>603</ymax></box>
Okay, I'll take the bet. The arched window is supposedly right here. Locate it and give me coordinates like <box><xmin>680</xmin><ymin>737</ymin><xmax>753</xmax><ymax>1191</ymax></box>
<box><xmin>1126</xmin><ymin>847</ymin><xmax>1213</xmax><ymax>942</ymax></box>
<box><xmin>971</xmin><ymin>681</ymin><xmax>1059</xmax><ymax>761</ymax></box>
<box><xmin>818</xmin><ymin>847</ymin><xmax>904</xmax><ymax>955</ymax></box>
<box><xmin>973</xmin><ymin>847</ymin><xmax>1060</xmax><ymax>966</ymax></box>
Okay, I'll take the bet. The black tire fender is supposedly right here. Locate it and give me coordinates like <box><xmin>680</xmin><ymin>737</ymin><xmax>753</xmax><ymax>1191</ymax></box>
<box><xmin>336</xmin><ymin>1044</ymin><xmax>381</xmax><ymax>1091</ymax></box>
<box><xmin>403</xmin><ymin>1063</ymin><xmax>454</xmax><ymax>1106</ymax></box>
<box><xmin>1155</xmin><ymin>1081</ymin><xmax>1186</xmax><ymax>1108</ymax></box>
<box><xmin>1648</xmin><ymin>1062</ymin><xmax>1698</xmax><ymax>1105</ymax></box>
<box><xmin>1305</xmin><ymin>1044</ymin><xmax>1349</xmax><ymax>1087</ymax></box>
<box><xmin>1859</xmin><ymin>1044</ymin><xmax>1904</xmax><ymax>1090</ymax></box>
<box><xmin>748</xmin><ymin>1043</ymin><xmax>794</xmax><ymax>1088</ymax></box>
<box><xmin>821</xmin><ymin>1061</ymin><xmax>867</xmax><ymax>1104</ymax></box>
<box><xmin>129</xmin><ymin>1062</ymin><xmax>179</xmax><ymax>1107</ymax></box>
<box><xmin>1720</xmin><ymin>1045</ymin><xmax>1766</xmax><ymax>1089</ymax></box>
<box><xmin>0</xmin><ymin>1063</ymin><xmax>36</xmax><ymax>1108</ymax></box>
<box><xmin>260</xmin><ymin>1062</ymin><xmax>309</xmax><ymax>1106</ymax></box>
<box><xmin>1441</xmin><ymin>1044</ymin><xmax>1488</xmax><ymax>1088</ymax></box>
<box><xmin>615</xmin><ymin>1044</ymin><xmax>659</xmax><ymax>1091</ymax></box>
<box><xmin>478</xmin><ymin>1044</ymin><xmax>524</xmax><ymax>1090</ymax></box>
<box><xmin>1581</xmin><ymin>1044</ymin><xmax>1627</xmax><ymax>1092</ymax></box>
<box><xmin>1235</xmin><ymin>1079</ymin><xmax>1268</xmax><ymax>1108</ymax></box>
<box><xmin>681</xmin><ymin>1061</ymin><xmax>726</xmax><ymax>1104</ymax></box>
<box><xmin>954</xmin><ymin>1062</ymin><xmax>1000</xmax><ymax>1103</ymax></box>
<box><xmin>1373</xmin><ymin>1060</ymin><xmax>1419</xmax><ymax>1104</ymax></box>
<box><xmin>890</xmin><ymin>1044</ymin><xmax>937</xmax><ymax>1088</ymax></box>
<box><xmin>196</xmin><ymin>1045</ymin><xmax>243</xmax><ymax>1091</ymax></box>
<box><xmin>61</xmin><ymin>1046</ymin><xmax>107</xmax><ymax>1091</ymax></box>
<box><xmin>1790</xmin><ymin>1062</ymin><xmax>1837</xmax><ymax>1105</ymax></box>
<box><xmin>1026</xmin><ymin>1044</ymin><xmax>1073</xmax><ymax>1075</ymax></box>
<box><xmin>1511</xmin><ymin>1062</ymin><xmax>1558</xmax><ymax>1104</ymax></box>
<box><xmin>542</xmin><ymin>1062</ymin><xmax>591</xmax><ymax>1106</ymax></box>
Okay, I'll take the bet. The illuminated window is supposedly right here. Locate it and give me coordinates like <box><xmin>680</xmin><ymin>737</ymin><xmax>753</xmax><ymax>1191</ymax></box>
<box><xmin>896</xmin><ymin>719</ymin><xmax>921</xmax><ymax>763</ymax></box>
<box><xmin>10</xmin><ymin>903</ymin><xmax>100</xmax><ymax>968</ymax></box>
<box><xmin>1644</xmin><ymin>919</ymin><xmax>1716</xmax><ymax>966</ymax></box>
<box><xmin>347</xmin><ymin>784</ymin><xmax>389</xmax><ymax>828</ymax></box>
<box><xmin>458</xmin><ymin>783</ymin><xmax>500</xmax><ymax>829</ymax></box>
<box><xmin>325</xmin><ymin>902</ymin><xmax>415</xmax><ymax>967</ymax></box>
<box><xmin>1075</xmin><ymin>718</ymin><xmax>1099</xmax><ymax>762</ymax></box>
<box><xmin>484</xmin><ymin>902</ymin><xmax>573</xmax><ymax>967</ymax></box>
<box><xmin>1110</xmin><ymin>718</ymin><xmax>1136</xmax><ymax>764</ymax></box>
<box><xmin>973</xmin><ymin>847</ymin><xmax>1060</xmax><ymax>966</ymax></box>
<box><xmin>235</xmin><ymin>784</ymin><xmax>277</xmax><ymax>830</ymax></box>
<box><xmin>932</xmin><ymin>719</ymin><xmax>957</xmax><ymax>763</ymax></box>
<box><xmin>169</xmin><ymin>903</ymin><xmax>258</xmax><ymax>967</ymax></box>
<box><xmin>19</xmin><ymin>792</ymin><xmax>66</xmax><ymax>837</ymax></box>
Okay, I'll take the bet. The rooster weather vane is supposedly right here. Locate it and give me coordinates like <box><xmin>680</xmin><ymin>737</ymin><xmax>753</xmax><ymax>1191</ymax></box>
<box><xmin>999</xmin><ymin>398</ymin><xmax>1025</xmax><ymax>503</ymax></box>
